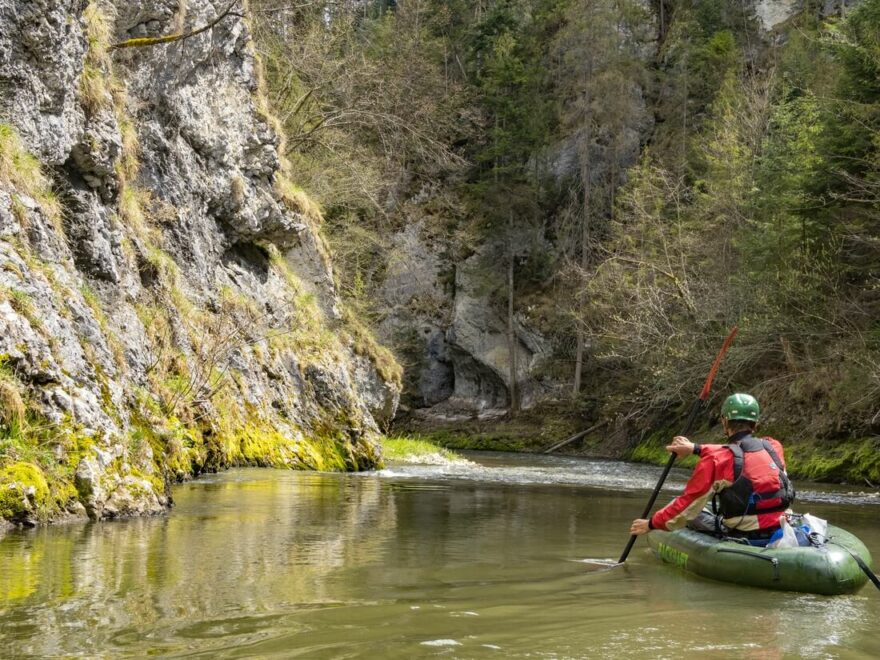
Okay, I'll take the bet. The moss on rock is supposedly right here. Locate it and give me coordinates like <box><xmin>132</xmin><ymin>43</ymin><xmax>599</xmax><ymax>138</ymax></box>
<box><xmin>625</xmin><ymin>429</ymin><xmax>699</xmax><ymax>469</ymax></box>
<box><xmin>0</xmin><ymin>462</ymin><xmax>49</xmax><ymax>522</ymax></box>
<box><xmin>783</xmin><ymin>438</ymin><xmax>880</xmax><ymax>485</ymax></box>
<box><xmin>415</xmin><ymin>429</ymin><xmax>526</xmax><ymax>453</ymax></box>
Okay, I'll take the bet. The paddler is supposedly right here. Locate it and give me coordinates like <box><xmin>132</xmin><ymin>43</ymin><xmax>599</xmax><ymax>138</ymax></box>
<box><xmin>629</xmin><ymin>393</ymin><xmax>796</xmax><ymax>544</ymax></box>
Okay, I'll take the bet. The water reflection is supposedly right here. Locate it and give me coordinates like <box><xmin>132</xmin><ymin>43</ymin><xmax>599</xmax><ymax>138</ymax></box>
<box><xmin>0</xmin><ymin>457</ymin><xmax>876</xmax><ymax>658</ymax></box>
<box><xmin>0</xmin><ymin>472</ymin><xmax>399</xmax><ymax>656</ymax></box>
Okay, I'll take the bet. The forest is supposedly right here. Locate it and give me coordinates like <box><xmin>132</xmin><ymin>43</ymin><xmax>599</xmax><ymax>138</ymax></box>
<box><xmin>250</xmin><ymin>0</ymin><xmax>880</xmax><ymax>482</ymax></box>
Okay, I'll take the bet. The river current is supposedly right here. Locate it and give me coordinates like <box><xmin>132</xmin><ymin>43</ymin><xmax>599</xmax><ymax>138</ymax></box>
<box><xmin>0</xmin><ymin>452</ymin><xmax>877</xmax><ymax>658</ymax></box>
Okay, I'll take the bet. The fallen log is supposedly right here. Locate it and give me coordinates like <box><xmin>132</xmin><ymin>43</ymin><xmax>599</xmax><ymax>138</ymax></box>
<box><xmin>542</xmin><ymin>420</ymin><xmax>607</xmax><ymax>454</ymax></box>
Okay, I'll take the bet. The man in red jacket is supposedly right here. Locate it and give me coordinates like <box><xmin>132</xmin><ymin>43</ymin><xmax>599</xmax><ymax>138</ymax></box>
<box><xmin>629</xmin><ymin>393</ymin><xmax>795</xmax><ymax>540</ymax></box>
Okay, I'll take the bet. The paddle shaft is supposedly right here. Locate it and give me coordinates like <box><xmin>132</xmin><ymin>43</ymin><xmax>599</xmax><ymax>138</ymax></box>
<box><xmin>617</xmin><ymin>398</ymin><xmax>704</xmax><ymax>564</ymax></box>
<box><xmin>844</xmin><ymin>544</ymin><xmax>880</xmax><ymax>591</ymax></box>
<box><xmin>853</xmin><ymin>550</ymin><xmax>880</xmax><ymax>591</ymax></box>
<box><xmin>617</xmin><ymin>326</ymin><xmax>739</xmax><ymax>565</ymax></box>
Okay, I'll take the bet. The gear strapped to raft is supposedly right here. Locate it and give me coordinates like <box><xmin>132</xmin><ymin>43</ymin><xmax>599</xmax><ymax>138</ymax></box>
<box><xmin>713</xmin><ymin>435</ymin><xmax>795</xmax><ymax>519</ymax></box>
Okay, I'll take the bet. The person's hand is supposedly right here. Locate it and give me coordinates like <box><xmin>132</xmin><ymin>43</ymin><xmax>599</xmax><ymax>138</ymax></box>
<box><xmin>666</xmin><ymin>435</ymin><xmax>694</xmax><ymax>460</ymax></box>
<box><xmin>630</xmin><ymin>519</ymin><xmax>650</xmax><ymax>536</ymax></box>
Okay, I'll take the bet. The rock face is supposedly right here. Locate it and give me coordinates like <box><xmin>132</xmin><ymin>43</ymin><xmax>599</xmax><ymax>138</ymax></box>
<box><xmin>376</xmin><ymin>10</ymin><xmax>655</xmax><ymax>420</ymax></box>
<box><xmin>0</xmin><ymin>0</ymin><xmax>399</xmax><ymax>524</ymax></box>
<box><xmin>447</xmin><ymin>256</ymin><xmax>551</xmax><ymax>411</ymax></box>
<box><xmin>752</xmin><ymin>0</ymin><xmax>857</xmax><ymax>30</ymax></box>
<box><xmin>378</xmin><ymin>220</ymin><xmax>457</xmax><ymax>408</ymax></box>
<box><xmin>377</xmin><ymin>217</ymin><xmax>561</xmax><ymax>417</ymax></box>
<box><xmin>754</xmin><ymin>0</ymin><xmax>803</xmax><ymax>29</ymax></box>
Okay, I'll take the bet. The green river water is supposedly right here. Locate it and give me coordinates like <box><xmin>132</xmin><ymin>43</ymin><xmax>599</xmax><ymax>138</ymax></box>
<box><xmin>0</xmin><ymin>452</ymin><xmax>877</xmax><ymax>658</ymax></box>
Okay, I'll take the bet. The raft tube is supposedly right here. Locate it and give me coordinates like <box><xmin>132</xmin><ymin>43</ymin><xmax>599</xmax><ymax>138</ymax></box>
<box><xmin>646</xmin><ymin>525</ymin><xmax>874</xmax><ymax>595</ymax></box>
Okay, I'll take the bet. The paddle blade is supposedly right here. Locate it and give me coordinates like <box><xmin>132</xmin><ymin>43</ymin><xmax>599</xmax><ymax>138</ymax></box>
<box><xmin>577</xmin><ymin>558</ymin><xmax>622</xmax><ymax>572</ymax></box>
<box><xmin>579</xmin><ymin>558</ymin><xmax>621</xmax><ymax>567</ymax></box>
<box><xmin>699</xmin><ymin>325</ymin><xmax>738</xmax><ymax>401</ymax></box>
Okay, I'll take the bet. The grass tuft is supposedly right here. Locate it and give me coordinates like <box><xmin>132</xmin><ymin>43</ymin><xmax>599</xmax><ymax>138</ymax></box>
<box><xmin>116</xmin><ymin>116</ymin><xmax>140</xmax><ymax>184</ymax></box>
<box><xmin>83</xmin><ymin>1</ymin><xmax>114</xmax><ymax>68</ymax></box>
<box><xmin>0</xmin><ymin>379</ymin><xmax>25</xmax><ymax>440</ymax></box>
<box><xmin>0</xmin><ymin>124</ymin><xmax>62</xmax><ymax>227</ymax></box>
<box><xmin>6</xmin><ymin>287</ymin><xmax>44</xmax><ymax>332</ymax></box>
<box><xmin>382</xmin><ymin>436</ymin><xmax>465</xmax><ymax>464</ymax></box>
<box><xmin>80</xmin><ymin>2</ymin><xmax>119</xmax><ymax>114</ymax></box>
<box><xmin>275</xmin><ymin>173</ymin><xmax>324</xmax><ymax>225</ymax></box>
<box><xmin>80</xmin><ymin>64</ymin><xmax>113</xmax><ymax>115</ymax></box>
<box><xmin>0</xmin><ymin>126</ymin><xmax>46</xmax><ymax>192</ymax></box>
<box><xmin>342</xmin><ymin>306</ymin><xmax>403</xmax><ymax>387</ymax></box>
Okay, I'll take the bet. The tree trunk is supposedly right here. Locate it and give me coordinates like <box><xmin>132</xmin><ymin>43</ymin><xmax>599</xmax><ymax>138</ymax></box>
<box><xmin>573</xmin><ymin>63</ymin><xmax>593</xmax><ymax>399</ymax></box>
<box><xmin>659</xmin><ymin>1</ymin><xmax>665</xmax><ymax>41</ymax></box>
<box><xmin>573</xmin><ymin>330</ymin><xmax>585</xmax><ymax>398</ymax></box>
<box><xmin>682</xmin><ymin>57</ymin><xmax>688</xmax><ymax>172</ymax></box>
<box><xmin>508</xmin><ymin>211</ymin><xmax>519</xmax><ymax>413</ymax></box>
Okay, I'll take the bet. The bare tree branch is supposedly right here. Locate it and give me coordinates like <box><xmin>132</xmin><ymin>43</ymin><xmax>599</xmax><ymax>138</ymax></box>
<box><xmin>109</xmin><ymin>0</ymin><xmax>240</xmax><ymax>51</ymax></box>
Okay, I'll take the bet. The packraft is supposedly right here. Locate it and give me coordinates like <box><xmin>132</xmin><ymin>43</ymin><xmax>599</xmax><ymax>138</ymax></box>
<box><xmin>646</xmin><ymin>520</ymin><xmax>874</xmax><ymax>595</ymax></box>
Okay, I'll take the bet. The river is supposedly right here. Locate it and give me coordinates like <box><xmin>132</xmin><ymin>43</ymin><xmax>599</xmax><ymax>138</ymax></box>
<box><xmin>0</xmin><ymin>452</ymin><xmax>877</xmax><ymax>658</ymax></box>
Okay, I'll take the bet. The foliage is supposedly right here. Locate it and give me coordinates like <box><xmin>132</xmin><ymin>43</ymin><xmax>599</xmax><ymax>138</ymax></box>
<box><xmin>579</xmin><ymin>0</ymin><xmax>880</xmax><ymax>459</ymax></box>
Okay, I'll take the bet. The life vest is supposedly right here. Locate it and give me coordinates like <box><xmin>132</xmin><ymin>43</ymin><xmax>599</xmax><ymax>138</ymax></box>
<box><xmin>714</xmin><ymin>435</ymin><xmax>796</xmax><ymax>519</ymax></box>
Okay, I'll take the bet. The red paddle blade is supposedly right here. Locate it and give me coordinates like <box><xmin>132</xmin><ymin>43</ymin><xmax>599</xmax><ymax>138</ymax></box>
<box><xmin>699</xmin><ymin>326</ymin><xmax>738</xmax><ymax>401</ymax></box>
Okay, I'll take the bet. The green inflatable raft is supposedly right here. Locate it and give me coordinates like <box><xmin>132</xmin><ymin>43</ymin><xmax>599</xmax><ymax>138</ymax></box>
<box><xmin>646</xmin><ymin>524</ymin><xmax>874</xmax><ymax>595</ymax></box>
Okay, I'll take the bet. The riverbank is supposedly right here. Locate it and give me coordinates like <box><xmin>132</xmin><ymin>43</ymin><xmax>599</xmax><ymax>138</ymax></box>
<box><xmin>0</xmin><ymin>417</ymin><xmax>381</xmax><ymax>528</ymax></box>
<box><xmin>4</xmin><ymin>415</ymin><xmax>874</xmax><ymax>530</ymax></box>
<box><xmin>625</xmin><ymin>433</ymin><xmax>880</xmax><ymax>486</ymax></box>
<box><xmin>395</xmin><ymin>406</ymin><xmax>880</xmax><ymax>486</ymax></box>
<box><xmin>0</xmin><ymin>432</ymin><xmax>473</xmax><ymax>529</ymax></box>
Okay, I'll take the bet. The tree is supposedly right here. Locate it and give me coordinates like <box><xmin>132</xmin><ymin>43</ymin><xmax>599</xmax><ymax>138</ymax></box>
<box><xmin>465</xmin><ymin>0</ymin><xmax>548</xmax><ymax>412</ymax></box>
<box><xmin>552</xmin><ymin>0</ymin><xmax>652</xmax><ymax>396</ymax></box>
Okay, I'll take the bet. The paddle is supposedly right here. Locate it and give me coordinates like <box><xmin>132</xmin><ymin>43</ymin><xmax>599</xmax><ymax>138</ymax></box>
<box><xmin>826</xmin><ymin>540</ymin><xmax>880</xmax><ymax>592</ymax></box>
<box><xmin>850</xmin><ymin>549</ymin><xmax>880</xmax><ymax>592</ymax></box>
<box><xmin>617</xmin><ymin>326</ymin><xmax>739</xmax><ymax>565</ymax></box>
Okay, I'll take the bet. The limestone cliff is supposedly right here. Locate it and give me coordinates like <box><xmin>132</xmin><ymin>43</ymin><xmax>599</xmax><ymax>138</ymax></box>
<box><xmin>0</xmin><ymin>0</ymin><xmax>400</xmax><ymax>526</ymax></box>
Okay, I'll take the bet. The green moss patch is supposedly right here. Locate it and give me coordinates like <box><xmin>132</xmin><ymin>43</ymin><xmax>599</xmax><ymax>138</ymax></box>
<box><xmin>394</xmin><ymin>403</ymin><xmax>590</xmax><ymax>454</ymax></box>
<box><xmin>783</xmin><ymin>438</ymin><xmax>880</xmax><ymax>485</ymax></box>
<box><xmin>625</xmin><ymin>430</ymin><xmax>699</xmax><ymax>470</ymax></box>
<box><xmin>426</xmin><ymin>430</ymin><xmax>526</xmax><ymax>452</ymax></box>
<box><xmin>382</xmin><ymin>436</ymin><xmax>464</xmax><ymax>464</ymax></box>
<box><xmin>0</xmin><ymin>462</ymin><xmax>49</xmax><ymax>521</ymax></box>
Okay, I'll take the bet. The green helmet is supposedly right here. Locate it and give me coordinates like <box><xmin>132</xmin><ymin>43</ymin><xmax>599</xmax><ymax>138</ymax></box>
<box><xmin>721</xmin><ymin>393</ymin><xmax>760</xmax><ymax>422</ymax></box>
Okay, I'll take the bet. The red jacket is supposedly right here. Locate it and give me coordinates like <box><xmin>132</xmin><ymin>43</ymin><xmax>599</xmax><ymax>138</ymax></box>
<box><xmin>650</xmin><ymin>437</ymin><xmax>788</xmax><ymax>533</ymax></box>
